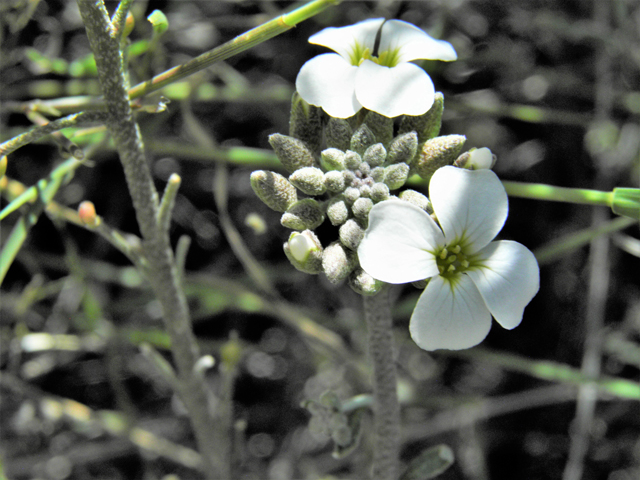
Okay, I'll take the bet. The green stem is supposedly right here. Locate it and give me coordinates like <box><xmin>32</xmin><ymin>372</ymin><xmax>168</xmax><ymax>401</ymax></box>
<box><xmin>502</xmin><ymin>181</ymin><xmax>613</xmax><ymax>207</ymax></box>
<box><xmin>363</xmin><ymin>288</ymin><xmax>400</xmax><ymax>480</ymax></box>
<box><xmin>128</xmin><ymin>0</ymin><xmax>340</xmax><ymax>101</ymax></box>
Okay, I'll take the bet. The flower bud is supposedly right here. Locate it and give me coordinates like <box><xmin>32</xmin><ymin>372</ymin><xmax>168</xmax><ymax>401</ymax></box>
<box><xmin>363</xmin><ymin>111</ymin><xmax>393</xmax><ymax>146</ymax></box>
<box><xmin>250</xmin><ymin>170</ymin><xmax>298</xmax><ymax>212</ymax></box>
<box><xmin>370</xmin><ymin>167</ymin><xmax>385</xmax><ymax>183</ymax></box>
<box><xmin>350</xmin><ymin>124</ymin><xmax>376</xmax><ymax>156</ymax></box>
<box><xmin>363</xmin><ymin>143</ymin><xmax>387</xmax><ymax>168</ymax></box>
<box><xmin>147</xmin><ymin>9</ymin><xmax>169</xmax><ymax>36</ymax></box>
<box><xmin>78</xmin><ymin>201</ymin><xmax>100</xmax><ymax>227</ymax></box>
<box><xmin>348</xmin><ymin>268</ymin><xmax>383</xmax><ymax>296</ymax></box>
<box><xmin>398</xmin><ymin>92</ymin><xmax>444</xmax><ymax>143</ymax></box>
<box><xmin>324</xmin><ymin>170</ymin><xmax>346</xmax><ymax>192</ymax></box>
<box><xmin>321</xmin><ymin>148</ymin><xmax>346</xmax><ymax>171</ymax></box>
<box><xmin>344</xmin><ymin>151</ymin><xmax>362</xmax><ymax>170</ymax></box>
<box><xmin>268</xmin><ymin>133</ymin><xmax>316</xmax><ymax>173</ymax></box>
<box><xmin>352</xmin><ymin>198</ymin><xmax>373</xmax><ymax>221</ymax></box>
<box><xmin>322</xmin><ymin>241</ymin><xmax>356</xmax><ymax>284</ymax></box>
<box><xmin>289</xmin><ymin>92</ymin><xmax>324</xmax><ymax>154</ymax></box>
<box><xmin>343</xmin><ymin>187</ymin><xmax>360</xmax><ymax>205</ymax></box>
<box><xmin>454</xmin><ymin>147</ymin><xmax>496</xmax><ymax>170</ymax></box>
<box><xmin>289</xmin><ymin>167</ymin><xmax>326</xmax><ymax>196</ymax></box>
<box><xmin>327</xmin><ymin>196</ymin><xmax>349</xmax><ymax>225</ymax></box>
<box><xmin>220</xmin><ymin>332</ymin><xmax>243</xmax><ymax>370</ymax></box>
<box><xmin>399</xmin><ymin>189</ymin><xmax>433</xmax><ymax>213</ymax></box>
<box><xmin>611</xmin><ymin>187</ymin><xmax>640</xmax><ymax>220</ymax></box>
<box><xmin>325</xmin><ymin>117</ymin><xmax>352</xmax><ymax>151</ymax></box>
<box><xmin>414</xmin><ymin>134</ymin><xmax>466</xmax><ymax>182</ymax></box>
<box><xmin>284</xmin><ymin>230</ymin><xmax>323</xmax><ymax>274</ymax></box>
<box><xmin>0</xmin><ymin>156</ymin><xmax>7</xmax><ymax>179</ymax></box>
<box><xmin>370</xmin><ymin>182</ymin><xmax>390</xmax><ymax>203</ymax></box>
<box><xmin>383</xmin><ymin>163</ymin><xmax>410</xmax><ymax>190</ymax></box>
<box><xmin>386</xmin><ymin>131</ymin><xmax>418</xmax><ymax>166</ymax></box>
<box><xmin>281</xmin><ymin>198</ymin><xmax>325</xmax><ymax>230</ymax></box>
<box><xmin>339</xmin><ymin>219</ymin><xmax>364</xmax><ymax>250</ymax></box>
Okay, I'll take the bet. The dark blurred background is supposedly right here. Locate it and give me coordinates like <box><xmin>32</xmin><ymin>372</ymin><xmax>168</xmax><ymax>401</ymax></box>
<box><xmin>1</xmin><ymin>1</ymin><xmax>639</xmax><ymax>479</ymax></box>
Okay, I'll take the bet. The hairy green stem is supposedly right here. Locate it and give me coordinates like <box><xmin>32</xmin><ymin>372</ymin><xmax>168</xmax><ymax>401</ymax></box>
<box><xmin>363</xmin><ymin>288</ymin><xmax>400</xmax><ymax>480</ymax></box>
<box><xmin>76</xmin><ymin>1</ymin><xmax>227</xmax><ymax>477</ymax></box>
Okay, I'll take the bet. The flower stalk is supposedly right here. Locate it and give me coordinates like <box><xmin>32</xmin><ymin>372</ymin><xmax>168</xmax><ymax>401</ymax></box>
<box><xmin>363</xmin><ymin>287</ymin><xmax>400</xmax><ymax>480</ymax></box>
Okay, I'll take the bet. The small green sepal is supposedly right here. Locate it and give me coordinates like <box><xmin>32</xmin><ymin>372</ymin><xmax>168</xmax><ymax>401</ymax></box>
<box><xmin>268</xmin><ymin>133</ymin><xmax>316</xmax><ymax>173</ymax></box>
<box><xmin>250</xmin><ymin>170</ymin><xmax>297</xmax><ymax>212</ymax></box>
<box><xmin>281</xmin><ymin>198</ymin><xmax>325</xmax><ymax>230</ymax></box>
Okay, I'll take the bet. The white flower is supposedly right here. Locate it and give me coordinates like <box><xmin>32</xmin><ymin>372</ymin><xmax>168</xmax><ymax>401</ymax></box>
<box><xmin>295</xmin><ymin>18</ymin><xmax>457</xmax><ymax>119</ymax></box>
<box><xmin>357</xmin><ymin>166</ymin><xmax>540</xmax><ymax>351</ymax></box>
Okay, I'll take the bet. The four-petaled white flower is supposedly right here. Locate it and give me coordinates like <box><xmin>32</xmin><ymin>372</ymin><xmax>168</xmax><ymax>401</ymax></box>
<box><xmin>295</xmin><ymin>18</ymin><xmax>457</xmax><ymax>119</ymax></box>
<box><xmin>357</xmin><ymin>166</ymin><xmax>540</xmax><ymax>351</ymax></box>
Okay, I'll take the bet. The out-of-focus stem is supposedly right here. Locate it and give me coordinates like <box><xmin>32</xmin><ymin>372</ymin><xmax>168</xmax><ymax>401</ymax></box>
<box><xmin>502</xmin><ymin>181</ymin><xmax>613</xmax><ymax>207</ymax></box>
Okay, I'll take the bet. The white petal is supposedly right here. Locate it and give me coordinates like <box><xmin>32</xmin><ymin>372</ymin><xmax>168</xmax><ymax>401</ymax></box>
<box><xmin>358</xmin><ymin>200</ymin><xmax>442</xmax><ymax>284</ymax></box>
<box><xmin>429</xmin><ymin>166</ymin><xmax>508</xmax><ymax>252</ymax></box>
<box><xmin>355</xmin><ymin>61</ymin><xmax>435</xmax><ymax>118</ymax></box>
<box><xmin>466</xmin><ymin>240</ymin><xmax>540</xmax><ymax>330</ymax></box>
<box><xmin>410</xmin><ymin>275</ymin><xmax>492</xmax><ymax>351</ymax></box>
<box><xmin>379</xmin><ymin>20</ymin><xmax>458</xmax><ymax>63</ymax></box>
<box><xmin>309</xmin><ymin>18</ymin><xmax>384</xmax><ymax>62</ymax></box>
<box><xmin>295</xmin><ymin>53</ymin><xmax>361</xmax><ymax>118</ymax></box>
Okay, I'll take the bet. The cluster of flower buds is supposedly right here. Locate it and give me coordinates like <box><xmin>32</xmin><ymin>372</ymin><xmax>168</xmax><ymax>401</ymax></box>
<box><xmin>251</xmin><ymin>92</ymin><xmax>479</xmax><ymax>296</ymax></box>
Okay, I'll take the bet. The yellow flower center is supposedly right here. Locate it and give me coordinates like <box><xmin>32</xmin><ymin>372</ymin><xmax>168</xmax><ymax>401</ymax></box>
<box><xmin>435</xmin><ymin>244</ymin><xmax>470</xmax><ymax>279</ymax></box>
<box><xmin>349</xmin><ymin>43</ymin><xmax>401</xmax><ymax>68</ymax></box>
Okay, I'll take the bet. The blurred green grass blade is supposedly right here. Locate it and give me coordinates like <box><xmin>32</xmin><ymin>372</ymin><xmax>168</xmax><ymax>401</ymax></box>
<box><xmin>1</xmin><ymin>157</ymin><xmax>83</xmax><ymax>220</ymax></box>
<box><xmin>0</xmin><ymin>171</ymin><xmax>68</xmax><ymax>284</ymax></box>
<box><xmin>448</xmin><ymin>348</ymin><xmax>640</xmax><ymax>400</ymax></box>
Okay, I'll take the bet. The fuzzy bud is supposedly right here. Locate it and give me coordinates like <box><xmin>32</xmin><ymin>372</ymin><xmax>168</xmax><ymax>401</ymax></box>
<box><xmin>284</xmin><ymin>230</ymin><xmax>323</xmax><ymax>274</ymax></box>
<box><xmin>363</xmin><ymin>143</ymin><xmax>387</xmax><ymax>168</ymax></box>
<box><xmin>454</xmin><ymin>147</ymin><xmax>496</xmax><ymax>170</ymax></box>
<box><xmin>78</xmin><ymin>201</ymin><xmax>100</xmax><ymax>227</ymax></box>
<box><xmin>289</xmin><ymin>167</ymin><xmax>327</xmax><ymax>196</ymax></box>
<box><xmin>350</xmin><ymin>124</ymin><xmax>376</xmax><ymax>156</ymax></box>
<box><xmin>289</xmin><ymin>92</ymin><xmax>323</xmax><ymax>154</ymax></box>
<box><xmin>325</xmin><ymin>117</ymin><xmax>352</xmax><ymax>151</ymax></box>
<box><xmin>348</xmin><ymin>268</ymin><xmax>383</xmax><ymax>296</ymax></box>
<box><xmin>363</xmin><ymin>111</ymin><xmax>393</xmax><ymax>146</ymax></box>
<box><xmin>322</xmin><ymin>241</ymin><xmax>356</xmax><ymax>284</ymax></box>
<box><xmin>386</xmin><ymin>132</ymin><xmax>418</xmax><ymax>166</ymax></box>
<box><xmin>398</xmin><ymin>92</ymin><xmax>444</xmax><ymax>144</ymax></box>
<box><xmin>327</xmin><ymin>197</ymin><xmax>349</xmax><ymax>225</ymax></box>
<box><xmin>399</xmin><ymin>189</ymin><xmax>433</xmax><ymax>213</ymax></box>
<box><xmin>344</xmin><ymin>151</ymin><xmax>362</xmax><ymax>170</ymax></box>
<box><xmin>414</xmin><ymin>135</ymin><xmax>466</xmax><ymax>182</ymax></box>
<box><xmin>321</xmin><ymin>148</ymin><xmax>346</xmax><ymax>171</ymax></box>
<box><xmin>370</xmin><ymin>183</ymin><xmax>390</xmax><ymax>203</ymax></box>
<box><xmin>352</xmin><ymin>198</ymin><xmax>373</xmax><ymax>221</ymax></box>
<box><xmin>250</xmin><ymin>170</ymin><xmax>298</xmax><ymax>212</ymax></box>
<box><xmin>343</xmin><ymin>187</ymin><xmax>360</xmax><ymax>205</ymax></box>
<box><xmin>268</xmin><ymin>133</ymin><xmax>316</xmax><ymax>173</ymax></box>
<box><xmin>383</xmin><ymin>163</ymin><xmax>410</xmax><ymax>190</ymax></box>
<box><xmin>281</xmin><ymin>198</ymin><xmax>325</xmax><ymax>230</ymax></box>
<box><xmin>324</xmin><ymin>170</ymin><xmax>346</xmax><ymax>192</ymax></box>
<box><xmin>339</xmin><ymin>219</ymin><xmax>365</xmax><ymax>251</ymax></box>
<box><xmin>370</xmin><ymin>167</ymin><xmax>385</xmax><ymax>183</ymax></box>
